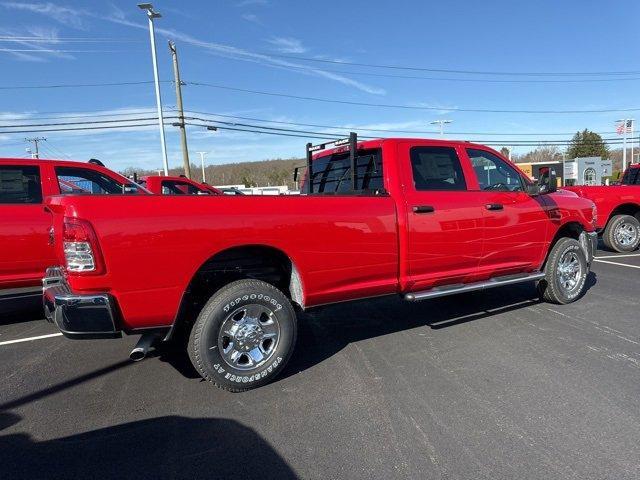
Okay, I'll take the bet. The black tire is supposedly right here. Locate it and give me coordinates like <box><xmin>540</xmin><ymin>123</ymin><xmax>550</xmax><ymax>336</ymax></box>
<box><xmin>188</xmin><ymin>279</ymin><xmax>297</xmax><ymax>392</ymax></box>
<box><xmin>537</xmin><ymin>237</ymin><xmax>588</xmax><ymax>305</ymax></box>
<box><xmin>602</xmin><ymin>214</ymin><xmax>640</xmax><ymax>253</ymax></box>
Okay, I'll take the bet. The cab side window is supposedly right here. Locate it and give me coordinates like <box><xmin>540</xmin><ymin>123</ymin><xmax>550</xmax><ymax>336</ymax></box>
<box><xmin>410</xmin><ymin>146</ymin><xmax>467</xmax><ymax>191</ymax></box>
<box><xmin>0</xmin><ymin>166</ymin><xmax>42</xmax><ymax>204</ymax></box>
<box><xmin>467</xmin><ymin>149</ymin><xmax>524</xmax><ymax>192</ymax></box>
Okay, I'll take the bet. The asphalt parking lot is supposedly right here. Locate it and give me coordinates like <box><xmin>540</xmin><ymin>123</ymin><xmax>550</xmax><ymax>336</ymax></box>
<box><xmin>1</xmin><ymin>247</ymin><xmax>639</xmax><ymax>480</ymax></box>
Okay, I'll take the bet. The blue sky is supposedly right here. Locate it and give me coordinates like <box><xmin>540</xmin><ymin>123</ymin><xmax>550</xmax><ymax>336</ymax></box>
<box><xmin>0</xmin><ymin>0</ymin><xmax>639</xmax><ymax>171</ymax></box>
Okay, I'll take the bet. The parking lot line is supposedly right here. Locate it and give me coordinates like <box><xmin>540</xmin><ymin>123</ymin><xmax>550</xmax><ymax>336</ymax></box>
<box><xmin>0</xmin><ymin>332</ymin><xmax>63</xmax><ymax>346</ymax></box>
<box><xmin>596</xmin><ymin>253</ymin><xmax>640</xmax><ymax>259</ymax></box>
<box><xmin>593</xmin><ymin>258</ymin><xmax>640</xmax><ymax>269</ymax></box>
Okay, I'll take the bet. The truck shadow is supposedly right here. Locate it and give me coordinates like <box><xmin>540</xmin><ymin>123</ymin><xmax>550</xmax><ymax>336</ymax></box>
<box><xmin>0</xmin><ymin>295</ymin><xmax>43</xmax><ymax>326</ymax></box>
<box><xmin>0</xmin><ymin>413</ymin><xmax>297</xmax><ymax>480</ymax></box>
<box><xmin>281</xmin><ymin>272</ymin><xmax>597</xmax><ymax>382</ymax></box>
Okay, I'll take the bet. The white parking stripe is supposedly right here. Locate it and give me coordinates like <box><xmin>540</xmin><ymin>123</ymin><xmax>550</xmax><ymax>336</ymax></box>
<box><xmin>593</xmin><ymin>258</ymin><xmax>640</xmax><ymax>269</ymax></box>
<box><xmin>0</xmin><ymin>332</ymin><xmax>63</xmax><ymax>346</ymax></box>
<box><xmin>597</xmin><ymin>253</ymin><xmax>640</xmax><ymax>259</ymax></box>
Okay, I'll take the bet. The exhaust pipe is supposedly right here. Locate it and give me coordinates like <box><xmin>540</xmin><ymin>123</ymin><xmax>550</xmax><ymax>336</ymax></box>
<box><xmin>130</xmin><ymin>333</ymin><xmax>158</xmax><ymax>362</ymax></box>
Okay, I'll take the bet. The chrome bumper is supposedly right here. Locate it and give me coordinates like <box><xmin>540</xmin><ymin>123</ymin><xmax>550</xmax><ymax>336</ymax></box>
<box><xmin>43</xmin><ymin>267</ymin><xmax>121</xmax><ymax>339</ymax></box>
<box><xmin>580</xmin><ymin>231</ymin><xmax>598</xmax><ymax>266</ymax></box>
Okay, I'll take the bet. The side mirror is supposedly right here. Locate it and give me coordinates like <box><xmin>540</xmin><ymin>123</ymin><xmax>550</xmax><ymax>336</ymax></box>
<box><xmin>538</xmin><ymin>169</ymin><xmax>558</xmax><ymax>194</ymax></box>
<box><xmin>525</xmin><ymin>183</ymin><xmax>541</xmax><ymax>196</ymax></box>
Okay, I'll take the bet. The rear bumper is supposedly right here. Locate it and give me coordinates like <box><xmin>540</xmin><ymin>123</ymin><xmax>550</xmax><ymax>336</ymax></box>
<box><xmin>581</xmin><ymin>231</ymin><xmax>598</xmax><ymax>266</ymax></box>
<box><xmin>43</xmin><ymin>267</ymin><xmax>121</xmax><ymax>339</ymax></box>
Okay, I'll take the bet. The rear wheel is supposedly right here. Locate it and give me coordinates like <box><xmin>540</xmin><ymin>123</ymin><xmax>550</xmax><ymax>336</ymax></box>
<box><xmin>602</xmin><ymin>214</ymin><xmax>640</xmax><ymax>253</ymax></box>
<box><xmin>537</xmin><ymin>237</ymin><xmax>588</xmax><ymax>305</ymax></box>
<box><xmin>188</xmin><ymin>279</ymin><xmax>297</xmax><ymax>392</ymax></box>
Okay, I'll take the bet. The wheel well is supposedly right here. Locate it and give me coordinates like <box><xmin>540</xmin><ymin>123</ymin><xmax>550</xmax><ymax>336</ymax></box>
<box><xmin>608</xmin><ymin>203</ymin><xmax>640</xmax><ymax>224</ymax></box>
<box><xmin>543</xmin><ymin>222</ymin><xmax>584</xmax><ymax>269</ymax></box>
<box><xmin>171</xmin><ymin>245</ymin><xmax>303</xmax><ymax>337</ymax></box>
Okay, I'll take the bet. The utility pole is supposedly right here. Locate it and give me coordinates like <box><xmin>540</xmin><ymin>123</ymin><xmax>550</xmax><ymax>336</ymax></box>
<box><xmin>197</xmin><ymin>151</ymin><xmax>207</xmax><ymax>182</ymax></box>
<box><xmin>430</xmin><ymin>119</ymin><xmax>452</xmax><ymax>137</ymax></box>
<box><xmin>138</xmin><ymin>3</ymin><xmax>169</xmax><ymax>175</ymax></box>
<box><xmin>169</xmin><ymin>40</ymin><xmax>191</xmax><ymax>179</ymax></box>
<box><xmin>25</xmin><ymin>137</ymin><xmax>46</xmax><ymax>158</ymax></box>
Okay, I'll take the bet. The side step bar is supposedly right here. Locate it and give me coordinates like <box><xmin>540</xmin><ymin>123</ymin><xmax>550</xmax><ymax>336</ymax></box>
<box><xmin>404</xmin><ymin>272</ymin><xmax>545</xmax><ymax>302</ymax></box>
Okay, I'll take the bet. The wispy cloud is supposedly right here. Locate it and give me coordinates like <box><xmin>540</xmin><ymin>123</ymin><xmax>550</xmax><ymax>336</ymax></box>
<box><xmin>104</xmin><ymin>12</ymin><xmax>385</xmax><ymax>95</ymax></box>
<box><xmin>241</xmin><ymin>13</ymin><xmax>262</xmax><ymax>25</ymax></box>
<box><xmin>236</xmin><ymin>0</ymin><xmax>269</xmax><ymax>6</ymax></box>
<box><xmin>0</xmin><ymin>26</ymin><xmax>75</xmax><ymax>61</ymax></box>
<box><xmin>267</xmin><ymin>36</ymin><xmax>306</xmax><ymax>54</ymax></box>
<box><xmin>0</xmin><ymin>2</ymin><xmax>385</xmax><ymax>94</ymax></box>
<box><xmin>0</xmin><ymin>2</ymin><xmax>88</xmax><ymax>29</ymax></box>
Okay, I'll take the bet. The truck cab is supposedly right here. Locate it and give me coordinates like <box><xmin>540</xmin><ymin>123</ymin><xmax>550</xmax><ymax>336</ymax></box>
<box><xmin>139</xmin><ymin>176</ymin><xmax>222</xmax><ymax>195</ymax></box>
<box><xmin>0</xmin><ymin>158</ymin><xmax>146</xmax><ymax>297</ymax></box>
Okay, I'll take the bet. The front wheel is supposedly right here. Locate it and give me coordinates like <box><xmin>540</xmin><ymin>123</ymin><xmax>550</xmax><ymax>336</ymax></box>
<box><xmin>602</xmin><ymin>214</ymin><xmax>640</xmax><ymax>253</ymax></box>
<box><xmin>537</xmin><ymin>237</ymin><xmax>588</xmax><ymax>305</ymax></box>
<box><xmin>189</xmin><ymin>279</ymin><xmax>297</xmax><ymax>392</ymax></box>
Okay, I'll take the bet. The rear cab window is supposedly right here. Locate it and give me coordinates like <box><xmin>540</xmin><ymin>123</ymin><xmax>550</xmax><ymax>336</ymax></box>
<box><xmin>409</xmin><ymin>146</ymin><xmax>467</xmax><ymax>191</ymax></box>
<box><xmin>622</xmin><ymin>167</ymin><xmax>640</xmax><ymax>185</ymax></box>
<box><xmin>304</xmin><ymin>148</ymin><xmax>384</xmax><ymax>194</ymax></box>
<box><xmin>55</xmin><ymin>166</ymin><xmax>143</xmax><ymax>195</ymax></box>
<box><xmin>0</xmin><ymin>166</ymin><xmax>42</xmax><ymax>204</ymax></box>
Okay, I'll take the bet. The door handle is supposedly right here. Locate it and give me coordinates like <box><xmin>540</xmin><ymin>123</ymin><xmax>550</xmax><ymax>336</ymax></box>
<box><xmin>413</xmin><ymin>205</ymin><xmax>435</xmax><ymax>214</ymax></box>
<box><xmin>485</xmin><ymin>203</ymin><xmax>504</xmax><ymax>211</ymax></box>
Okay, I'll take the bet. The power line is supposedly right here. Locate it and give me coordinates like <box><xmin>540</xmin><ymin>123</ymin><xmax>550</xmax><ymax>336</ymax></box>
<box><xmin>0</xmin><ymin>108</ymin><xmax>168</xmax><ymax>121</ymax></box>
<box><xmin>0</xmin><ymin>48</ymin><xmax>143</xmax><ymax>53</ymax></box>
<box><xmin>0</xmin><ymin>36</ymin><xmax>142</xmax><ymax>43</ymax></box>
<box><xmin>186</xmin><ymin>109</ymin><xmax>620</xmax><ymax>136</ymax></box>
<box><xmin>0</xmin><ymin>123</ymin><xmax>159</xmax><ymax>134</ymax></box>
<box><xmin>0</xmin><ymin>116</ymin><xmax>171</xmax><ymax>128</ymax></box>
<box><xmin>186</xmin><ymin>118</ymin><xmax>638</xmax><ymax>146</ymax></box>
<box><xmin>187</xmin><ymin>81</ymin><xmax>640</xmax><ymax>114</ymax></box>
<box><xmin>43</xmin><ymin>139</ymin><xmax>73</xmax><ymax>160</ymax></box>
<box><xmin>264</xmin><ymin>53</ymin><xmax>640</xmax><ymax>77</ymax></box>
<box><xmin>252</xmin><ymin>62</ymin><xmax>640</xmax><ymax>84</ymax></box>
<box><xmin>0</xmin><ymin>80</ymin><xmax>168</xmax><ymax>90</ymax></box>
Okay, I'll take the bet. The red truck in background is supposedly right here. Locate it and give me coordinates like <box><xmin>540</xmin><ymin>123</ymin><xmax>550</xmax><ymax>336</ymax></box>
<box><xmin>564</xmin><ymin>163</ymin><xmax>640</xmax><ymax>252</ymax></box>
<box><xmin>43</xmin><ymin>136</ymin><xmax>598</xmax><ymax>391</ymax></box>
<box><xmin>139</xmin><ymin>175</ymin><xmax>222</xmax><ymax>195</ymax></box>
<box><xmin>0</xmin><ymin>158</ymin><xmax>146</xmax><ymax>298</ymax></box>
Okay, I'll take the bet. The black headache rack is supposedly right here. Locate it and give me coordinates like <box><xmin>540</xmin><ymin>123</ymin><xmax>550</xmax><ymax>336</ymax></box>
<box><xmin>305</xmin><ymin>132</ymin><xmax>358</xmax><ymax>194</ymax></box>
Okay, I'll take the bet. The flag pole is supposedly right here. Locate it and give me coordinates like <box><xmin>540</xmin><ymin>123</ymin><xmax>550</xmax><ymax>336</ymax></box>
<box><xmin>623</xmin><ymin>119</ymin><xmax>628</xmax><ymax>174</ymax></box>
<box><xmin>631</xmin><ymin>119</ymin><xmax>635</xmax><ymax>166</ymax></box>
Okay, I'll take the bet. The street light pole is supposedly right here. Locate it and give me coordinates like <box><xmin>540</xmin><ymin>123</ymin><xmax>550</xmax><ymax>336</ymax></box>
<box><xmin>138</xmin><ymin>3</ymin><xmax>169</xmax><ymax>175</ymax></box>
<box><xmin>197</xmin><ymin>151</ymin><xmax>207</xmax><ymax>183</ymax></box>
<box><xmin>430</xmin><ymin>119</ymin><xmax>452</xmax><ymax>137</ymax></box>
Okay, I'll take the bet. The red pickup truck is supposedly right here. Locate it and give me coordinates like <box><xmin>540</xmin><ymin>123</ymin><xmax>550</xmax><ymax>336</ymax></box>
<box><xmin>564</xmin><ymin>164</ymin><xmax>640</xmax><ymax>252</ymax></box>
<box><xmin>0</xmin><ymin>158</ymin><xmax>146</xmax><ymax>299</ymax></box>
<box><xmin>139</xmin><ymin>175</ymin><xmax>222</xmax><ymax>195</ymax></box>
<box><xmin>43</xmin><ymin>136</ymin><xmax>597</xmax><ymax>391</ymax></box>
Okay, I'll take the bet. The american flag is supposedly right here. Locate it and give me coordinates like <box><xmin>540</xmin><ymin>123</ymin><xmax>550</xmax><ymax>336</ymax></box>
<box><xmin>616</xmin><ymin>119</ymin><xmax>633</xmax><ymax>135</ymax></box>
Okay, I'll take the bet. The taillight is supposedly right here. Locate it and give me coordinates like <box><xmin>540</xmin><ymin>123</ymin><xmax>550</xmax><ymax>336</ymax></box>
<box><xmin>62</xmin><ymin>217</ymin><xmax>105</xmax><ymax>274</ymax></box>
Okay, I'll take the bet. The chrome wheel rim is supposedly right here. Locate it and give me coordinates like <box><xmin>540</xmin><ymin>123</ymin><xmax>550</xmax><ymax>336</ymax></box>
<box><xmin>218</xmin><ymin>304</ymin><xmax>280</xmax><ymax>371</ymax></box>
<box><xmin>614</xmin><ymin>222</ymin><xmax>638</xmax><ymax>247</ymax></box>
<box><xmin>556</xmin><ymin>251</ymin><xmax>582</xmax><ymax>293</ymax></box>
